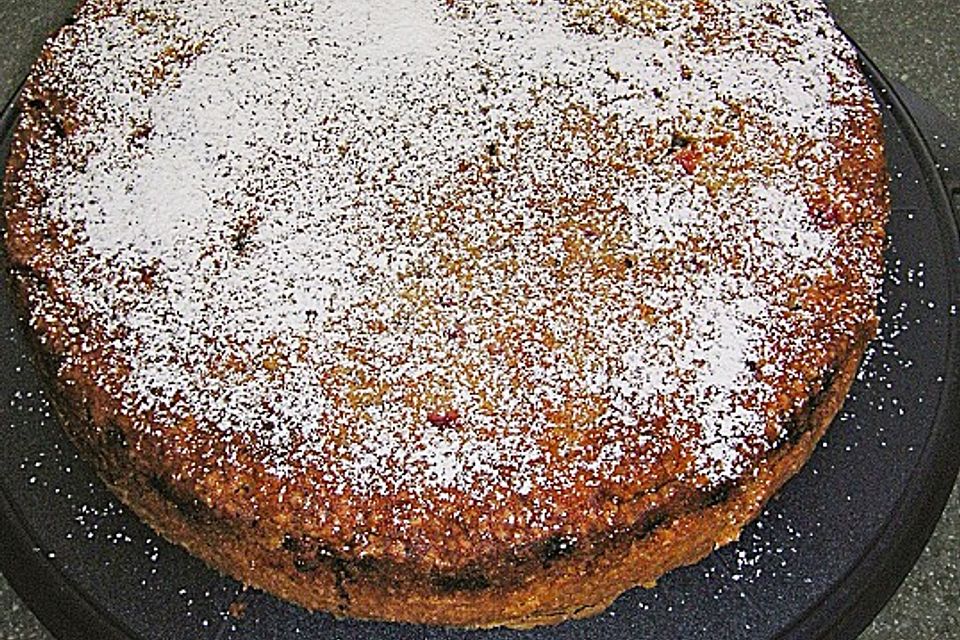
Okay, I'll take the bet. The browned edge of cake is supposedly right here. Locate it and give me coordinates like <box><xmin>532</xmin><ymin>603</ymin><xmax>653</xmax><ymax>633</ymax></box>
<box><xmin>34</xmin><ymin>310</ymin><xmax>876</xmax><ymax>628</ymax></box>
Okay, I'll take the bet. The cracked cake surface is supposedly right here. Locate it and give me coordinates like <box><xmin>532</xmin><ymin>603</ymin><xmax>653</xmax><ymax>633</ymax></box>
<box><xmin>2</xmin><ymin>0</ymin><xmax>888</xmax><ymax>627</ymax></box>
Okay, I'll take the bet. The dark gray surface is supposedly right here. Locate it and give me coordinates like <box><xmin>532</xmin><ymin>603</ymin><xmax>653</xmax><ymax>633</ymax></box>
<box><xmin>0</xmin><ymin>1</ymin><xmax>958</xmax><ymax>639</ymax></box>
<box><xmin>822</xmin><ymin>4</ymin><xmax>960</xmax><ymax>638</ymax></box>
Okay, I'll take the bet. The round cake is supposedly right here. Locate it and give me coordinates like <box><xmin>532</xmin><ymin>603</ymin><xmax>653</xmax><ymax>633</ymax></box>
<box><xmin>2</xmin><ymin>0</ymin><xmax>888</xmax><ymax>629</ymax></box>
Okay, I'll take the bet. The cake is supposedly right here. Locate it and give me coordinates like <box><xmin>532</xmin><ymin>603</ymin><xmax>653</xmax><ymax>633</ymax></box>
<box><xmin>1</xmin><ymin>0</ymin><xmax>889</xmax><ymax>629</ymax></box>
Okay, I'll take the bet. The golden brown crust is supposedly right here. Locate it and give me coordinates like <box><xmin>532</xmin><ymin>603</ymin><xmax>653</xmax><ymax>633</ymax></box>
<box><xmin>35</xmin><ymin>314</ymin><xmax>873</xmax><ymax>628</ymax></box>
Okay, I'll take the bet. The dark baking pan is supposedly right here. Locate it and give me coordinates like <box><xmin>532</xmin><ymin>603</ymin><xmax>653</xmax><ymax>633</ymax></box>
<box><xmin>1</xmin><ymin>41</ymin><xmax>958</xmax><ymax>640</ymax></box>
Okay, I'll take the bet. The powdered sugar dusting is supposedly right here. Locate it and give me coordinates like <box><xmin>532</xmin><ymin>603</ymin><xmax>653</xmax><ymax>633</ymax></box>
<box><xmin>7</xmin><ymin>0</ymin><xmax>885</xmax><ymax>532</ymax></box>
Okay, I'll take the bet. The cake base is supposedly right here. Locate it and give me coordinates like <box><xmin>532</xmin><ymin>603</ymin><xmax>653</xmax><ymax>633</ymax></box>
<box><xmin>36</xmin><ymin>314</ymin><xmax>874</xmax><ymax>629</ymax></box>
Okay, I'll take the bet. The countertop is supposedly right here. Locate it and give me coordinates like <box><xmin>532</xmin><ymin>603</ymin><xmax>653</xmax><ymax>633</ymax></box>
<box><xmin>0</xmin><ymin>1</ymin><xmax>958</xmax><ymax>639</ymax></box>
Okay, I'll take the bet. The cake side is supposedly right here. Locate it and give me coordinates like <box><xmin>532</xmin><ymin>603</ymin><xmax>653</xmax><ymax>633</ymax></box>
<box><xmin>2</xmin><ymin>0</ymin><xmax>889</xmax><ymax>628</ymax></box>
<box><xmin>30</xmin><ymin>311</ymin><xmax>874</xmax><ymax>627</ymax></box>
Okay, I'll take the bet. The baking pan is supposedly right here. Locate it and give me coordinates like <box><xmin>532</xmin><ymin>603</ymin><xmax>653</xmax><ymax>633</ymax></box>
<box><xmin>0</xmin><ymin>41</ymin><xmax>958</xmax><ymax>640</ymax></box>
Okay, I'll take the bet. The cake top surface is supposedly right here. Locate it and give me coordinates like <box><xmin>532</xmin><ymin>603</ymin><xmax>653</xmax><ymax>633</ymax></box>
<box><xmin>5</xmin><ymin>0</ymin><xmax>886</xmax><ymax>554</ymax></box>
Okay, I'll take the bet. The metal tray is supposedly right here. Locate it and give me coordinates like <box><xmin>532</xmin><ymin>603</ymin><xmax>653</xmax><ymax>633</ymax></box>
<box><xmin>1</xmin><ymin>47</ymin><xmax>958</xmax><ymax>640</ymax></box>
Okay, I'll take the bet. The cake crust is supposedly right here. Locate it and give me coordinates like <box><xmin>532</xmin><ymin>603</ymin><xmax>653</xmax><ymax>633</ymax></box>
<box><xmin>2</xmin><ymin>0</ymin><xmax>889</xmax><ymax>628</ymax></box>
<box><xmin>33</xmin><ymin>316</ymin><xmax>873</xmax><ymax>628</ymax></box>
